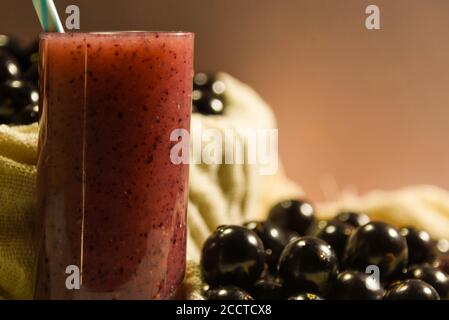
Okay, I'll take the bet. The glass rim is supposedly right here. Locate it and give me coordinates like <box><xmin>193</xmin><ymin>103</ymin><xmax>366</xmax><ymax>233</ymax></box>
<box><xmin>40</xmin><ymin>31</ymin><xmax>193</xmax><ymax>39</ymax></box>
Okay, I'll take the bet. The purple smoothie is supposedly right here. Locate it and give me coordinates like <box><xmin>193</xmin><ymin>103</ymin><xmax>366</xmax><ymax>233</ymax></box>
<box><xmin>35</xmin><ymin>32</ymin><xmax>194</xmax><ymax>299</ymax></box>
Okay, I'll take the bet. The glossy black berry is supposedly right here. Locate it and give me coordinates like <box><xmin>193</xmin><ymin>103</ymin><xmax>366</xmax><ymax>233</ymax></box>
<box><xmin>243</xmin><ymin>221</ymin><xmax>294</xmax><ymax>274</ymax></box>
<box><xmin>316</xmin><ymin>220</ymin><xmax>353</xmax><ymax>261</ymax></box>
<box><xmin>343</xmin><ymin>222</ymin><xmax>408</xmax><ymax>280</ymax></box>
<box><xmin>278</xmin><ymin>236</ymin><xmax>338</xmax><ymax>294</ymax></box>
<box><xmin>201</xmin><ymin>225</ymin><xmax>265</xmax><ymax>288</ymax></box>
<box><xmin>192</xmin><ymin>72</ymin><xmax>226</xmax><ymax>115</ymax></box>
<box><xmin>268</xmin><ymin>200</ymin><xmax>316</xmax><ymax>235</ymax></box>
<box><xmin>327</xmin><ymin>270</ymin><xmax>384</xmax><ymax>300</ymax></box>
<box><xmin>288</xmin><ymin>293</ymin><xmax>323</xmax><ymax>300</ymax></box>
<box><xmin>399</xmin><ymin>227</ymin><xmax>435</xmax><ymax>266</ymax></box>
<box><xmin>384</xmin><ymin>279</ymin><xmax>440</xmax><ymax>300</ymax></box>
<box><xmin>334</xmin><ymin>211</ymin><xmax>370</xmax><ymax>228</ymax></box>
<box><xmin>11</xmin><ymin>104</ymin><xmax>39</xmax><ymax>125</ymax></box>
<box><xmin>406</xmin><ymin>265</ymin><xmax>449</xmax><ymax>299</ymax></box>
<box><xmin>0</xmin><ymin>50</ymin><xmax>21</xmax><ymax>82</ymax></box>
<box><xmin>206</xmin><ymin>286</ymin><xmax>254</xmax><ymax>300</ymax></box>
<box><xmin>250</xmin><ymin>279</ymin><xmax>285</xmax><ymax>300</ymax></box>
<box><xmin>0</xmin><ymin>80</ymin><xmax>39</xmax><ymax>110</ymax></box>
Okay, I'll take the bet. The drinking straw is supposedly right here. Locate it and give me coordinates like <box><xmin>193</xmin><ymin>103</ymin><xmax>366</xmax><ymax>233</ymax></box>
<box><xmin>32</xmin><ymin>0</ymin><xmax>65</xmax><ymax>32</ymax></box>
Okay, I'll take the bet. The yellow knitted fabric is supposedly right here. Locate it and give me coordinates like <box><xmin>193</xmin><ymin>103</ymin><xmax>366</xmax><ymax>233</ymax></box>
<box><xmin>0</xmin><ymin>123</ymin><xmax>38</xmax><ymax>300</ymax></box>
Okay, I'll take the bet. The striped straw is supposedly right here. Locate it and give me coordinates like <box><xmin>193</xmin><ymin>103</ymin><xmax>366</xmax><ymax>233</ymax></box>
<box><xmin>32</xmin><ymin>0</ymin><xmax>65</xmax><ymax>33</ymax></box>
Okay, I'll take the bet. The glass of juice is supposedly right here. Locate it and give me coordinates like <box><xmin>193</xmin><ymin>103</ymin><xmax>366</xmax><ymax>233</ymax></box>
<box><xmin>35</xmin><ymin>32</ymin><xmax>194</xmax><ymax>299</ymax></box>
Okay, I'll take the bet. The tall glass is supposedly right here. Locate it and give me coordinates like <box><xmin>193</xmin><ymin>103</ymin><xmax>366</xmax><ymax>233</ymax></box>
<box><xmin>35</xmin><ymin>32</ymin><xmax>194</xmax><ymax>299</ymax></box>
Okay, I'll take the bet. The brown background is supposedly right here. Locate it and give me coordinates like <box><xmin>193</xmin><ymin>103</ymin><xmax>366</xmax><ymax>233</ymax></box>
<box><xmin>2</xmin><ymin>0</ymin><xmax>449</xmax><ymax>201</ymax></box>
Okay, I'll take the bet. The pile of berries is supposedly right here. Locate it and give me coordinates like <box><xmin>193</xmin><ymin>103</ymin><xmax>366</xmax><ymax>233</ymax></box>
<box><xmin>0</xmin><ymin>34</ymin><xmax>39</xmax><ymax>125</ymax></box>
<box><xmin>200</xmin><ymin>199</ymin><xmax>449</xmax><ymax>300</ymax></box>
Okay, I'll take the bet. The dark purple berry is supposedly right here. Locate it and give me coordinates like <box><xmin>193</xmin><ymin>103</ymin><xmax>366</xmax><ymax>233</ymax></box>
<box><xmin>343</xmin><ymin>222</ymin><xmax>408</xmax><ymax>281</ymax></box>
<box><xmin>278</xmin><ymin>236</ymin><xmax>338</xmax><ymax>294</ymax></box>
<box><xmin>268</xmin><ymin>199</ymin><xmax>316</xmax><ymax>235</ymax></box>
<box><xmin>0</xmin><ymin>50</ymin><xmax>21</xmax><ymax>82</ymax></box>
<box><xmin>201</xmin><ymin>225</ymin><xmax>265</xmax><ymax>288</ymax></box>
<box><xmin>316</xmin><ymin>220</ymin><xmax>353</xmax><ymax>261</ymax></box>
<box><xmin>400</xmin><ymin>227</ymin><xmax>435</xmax><ymax>266</ymax></box>
<box><xmin>384</xmin><ymin>279</ymin><xmax>440</xmax><ymax>300</ymax></box>
<box><xmin>243</xmin><ymin>221</ymin><xmax>294</xmax><ymax>274</ymax></box>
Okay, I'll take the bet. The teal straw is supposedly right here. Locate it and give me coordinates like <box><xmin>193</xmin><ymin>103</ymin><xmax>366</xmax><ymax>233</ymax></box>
<box><xmin>32</xmin><ymin>0</ymin><xmax>65</xmax><ymax>33</ymax></box>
